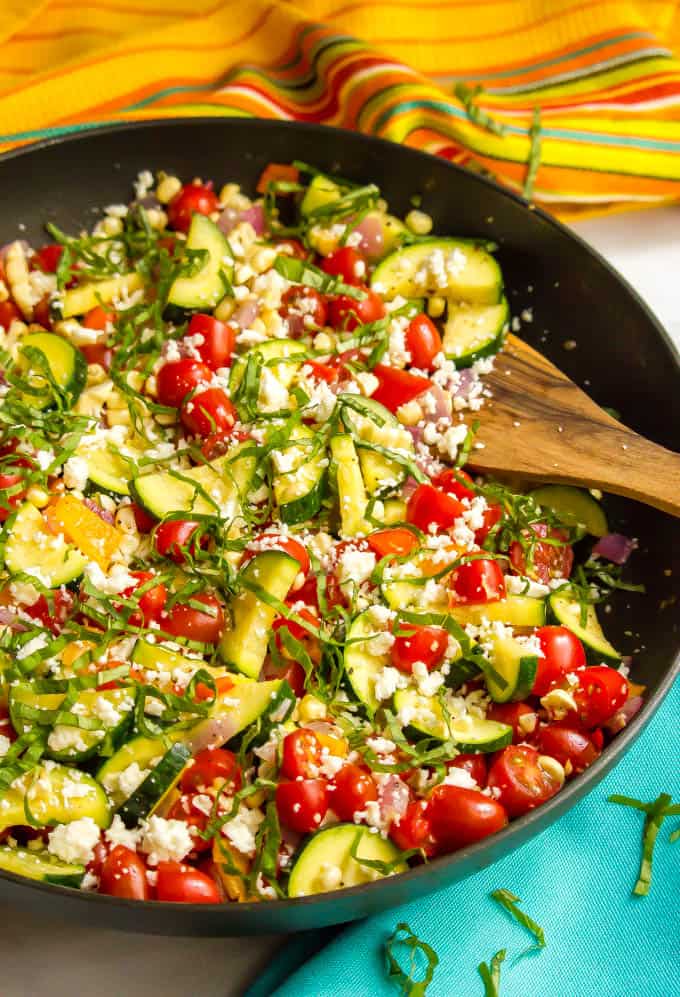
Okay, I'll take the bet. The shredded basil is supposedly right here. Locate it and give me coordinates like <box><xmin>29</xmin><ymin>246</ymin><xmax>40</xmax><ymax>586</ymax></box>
<box><xmin>491</xmin><ymin>888</ymin><xmax>546</xmax><ymax>951</ymax></box>
<box><xmin>273</xmin><ymin>255</ymin><xmax>366</xmax><ymax>299</ymax></box>
<box><xmin>384</xmin><ymin>922</ymin><xmax>439</xmax><ymax>996</ymax></box>
<box><xmin>523</xmin><ymin>107</ymin><xmax>542</xmax><ymax>200</ymax></box>
<box><xmin>455</xmin><ymin>83</ymin><xmax>507</xmax><ymax>136</ymax></box>
<box><xmin>478</xmin><ymin>949</ymin><xmax>506</xmax><ymax>997</ymax></box>
<box><xmin>608</xmin><ymin>792</ymin><xmax>680</xmax><ymax>895</ymax></box>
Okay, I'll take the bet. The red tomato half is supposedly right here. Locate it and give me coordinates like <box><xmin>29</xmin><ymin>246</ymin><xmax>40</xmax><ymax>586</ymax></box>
<box><xmin>166</xmin><ymin>795</ymin><xmax>212</xmax><ymax>853</ymax></box>
<box><xmin>446</xmin><ymin>753</ymin><xmax>488</xmax><ymax>788</ymax></box>
<box><xmin>0</xmin><ymin>467</ymin><xmax>27</xmax><ymax>522</ymax></box>
<box><xmin>162</xmin><ymin>591</ymin><xmax>225</xmax><ymax>644</ymax></box>
<box><xmin>389</xmin><ymin>800</ymin><xmax>436</xmax><ymax>856</ymax></box>
<box><xmin>371</xmin><ymin>364</ymin><xmax>431</xmax><ymax>413</ymax></box>
<box><xmin>304</xmin><ymin>359</ymin><xmax>338</xmax><ymax>384</ymax></box>
<box><xmin>99</xmin><ymin>846</ymin><xmax>150</xmax><ymax>900</ymax></box>
<box><xmin>80</xmin><ymin>343</ymin><xmax>113</xmax><ymax>370</ymax></box>
<box><xmin>428</xmin><ymin>785</ymin><xmax>508</xmax><ymax>851</ymax></box>
<box><xmin>186</xmin><ymin>314</ymin><xmax>236</xmax><ymax>370</ymax></box>
<box><xmin>181</xmin><ymin>388</ymin><xmax>237</xmax><ymax>437</ymax></box>
<box><xmin>391</xmin><ymin>624</ymin><xmax>448</xmax><ymax>674</ymax></box>
<box><xmin>509</xmin><ymin>524</ymin><xmax>573</xmax><ymax>584</ymax></box>
<box><xmin>156</xmin><ymin>359</ymin><xmax>212</xmax><ymax>408</ymax></box>
<box><xmin>321</xmin><ymin>247</ymin><xmax>367</xmax><ymax>286</ymax></box>
<box><xmin>167</xmin><ymin>183</ymin><xmax>219</xmax><ymax>234</ymax></box>
<box><xmin>24</xmin><ymin>587</ymin><xmax>75</xmax><ymax>634</ymax></box>
<box><xmin>450</xmin><ymin>559</ymin><xmax>506</xmax><ymax>604</ymax></box>
<box><xmin>573</xmin><ymin>666</ymin><xmax>629</xmax><ymax>728</ymax></box>
<box><xmin>181</xmin><ymin>747</ymin><xmax>242</xmax><ymax>794</ymax></box>
<box><xmin>407</xmin><ymin>483</ymin><xmax>464</xmax><ymax>533</ymax></box>
<box><xmin>33</xmin><ymin>244</ymin><xmax>64</xmax><ymax>274</ymax></box>
<box><xmin>328</xmin><ymin>288</ymin><xmax>385</xmax><ymax>331</ymax></box>
<box><xmin>432</xmin><ymin>468</ymin><xmax>476</xmax><ymax>502</ymax></box>
<box><xmin>487</xmin><ymin>702</ymin><xmax>538</xmax><ymax>742</ymax></box>
<box><xmin>366</xmin><ymin>527</ymin><xmax>420</xmax><ymax>560</ymax></box>
<box><xmin>281</xmin><ymin>729</ymin><xmax>323</xmax><ymax>780</ymax></box>
<box><xmin>533</xmin><ymin>626</ymin><xmax>586</xmax><ymax>697</ymax></box>
<box><xmin>330</xmin><ymin>764</ymin><xmax>378</xmax><ymax>822</ymax></box>
<box><xmin>279</xmin><ymin>286</ymin><xmax>327</xmax><ymax>333</ymax></box>
<box><xmin>276</xmin><ymin>778</ymin><xmax>329</xmax><ymax>834</ymax></box>
<box><xmin>130</xmin><ymin>502</ymin><xmax>157</xmax><ymax>534</ymax></box>
<box><xmin>121</xmin><ymin>570</ymin><xmax>167</xmax><ymax>626</ymax></box>
<box><xmin>261</xmin><ymin>657</ymin><xmax>306</xmax><ymax>698</ymax></box>
<box><xmin>537</xmin><ymin>724</ymin><xmax>600</xmax><ymax>774</ymax></box>
<box><xmin>83</xmin><ymin>306</ymin><xmax>114</xmax><ymax>331</ymax></box>
<box><xmin>405</xmin><ymin>314</ymin><xmax>442</xmax><ymax>370</ymax></box>
<box><xmin>487</xmin><ymin>745</ymin><xmax>562</xmax><ymax>818</ymax></box>
<box><xmin>154</xmin><ymin>519</ymin><xmax>202</xmax><ymax>563</ymax></box>
<box><xmin>155</xmin><ymin>861</ymin><xmax>221</xmax><ymax>903</ymax></box>
<box><xmin>244</xmin><ymin>533</ymin><xmax>310</xmax><ymax>575</ymax></box>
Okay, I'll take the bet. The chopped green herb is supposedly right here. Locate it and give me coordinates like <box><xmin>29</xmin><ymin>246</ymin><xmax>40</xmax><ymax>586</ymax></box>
<box><xmin>455</xmin><ymin>82</ymin><xmax>508</xmax><ymax>137</ymax></box>
<box><xmin>478</xmin><ymin>949</ymin><xmax>506</xmax><ymax>997</ymax></box>
<box><xmin>523</xmin><ymin>107</ymin><xmax>542</xmax><ymax>200</ymax></box>
<box><xmin>384</xmin><ymin>922</ymin><xmax>439</xmax><ymax>996</ymax></box>
<box><xmin>608</xmin><ymin>792</ymin><xmax>680</xmax><ymax>895</ymax></box>
<box><xmin>491</xmin><ymin>889</ymin><xmax>546</xmax><ymax>952</ymax></box>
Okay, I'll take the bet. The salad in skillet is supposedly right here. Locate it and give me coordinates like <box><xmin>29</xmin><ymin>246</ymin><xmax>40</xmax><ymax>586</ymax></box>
<box><xmin>0</xmin><ymin>163</ymin><xmax>641</xmax><ymax>904</ymax></box>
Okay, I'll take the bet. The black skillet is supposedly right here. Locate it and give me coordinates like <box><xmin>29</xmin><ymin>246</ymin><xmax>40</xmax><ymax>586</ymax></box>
<box><xmin>0</xmin><ymin>119</ymin><xmax>678</xmax><ymax>935</ymax></box>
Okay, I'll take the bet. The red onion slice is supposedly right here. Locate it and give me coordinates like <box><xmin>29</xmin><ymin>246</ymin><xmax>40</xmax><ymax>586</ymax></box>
<box><xmin>232</xmin><ymin>299</ymin><xmax>260</xmax><ymax>329</ymax></box>
<box><xmin>592</xmin><ymin>533</ymin><xmax>637</xmax><ymax>565</ymax></box>
<box><xmin>378</xmin><ymin>774</ymin><xmax>410</xmax><ymax>823</ymax></box>
<box><xmin>352</xmin><ymin>215</ymin><xmax>384</xmax><ymax>261</ymax></box>
<box><xmin>216</xmin><ymin>206</ymin><xmax>241</xmax><ymax>235</ymax></box>
<box><xmin>240</xmin><ymin>204</ymin><xmax>266</xmax><ymax>236</ymax></box>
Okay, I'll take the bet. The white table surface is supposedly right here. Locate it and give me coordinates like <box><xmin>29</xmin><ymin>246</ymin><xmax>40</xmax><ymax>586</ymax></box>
<box><xmin>0</xmin><ymin>207</ymin><xmax>677</xmax><ymax>997</ymax></box>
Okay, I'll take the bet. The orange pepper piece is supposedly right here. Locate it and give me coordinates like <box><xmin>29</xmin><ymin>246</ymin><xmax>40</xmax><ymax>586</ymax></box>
<box><xmin>45</xmin><ymin>494</ymin><xmax>123</xmax><ymax>569</ymax></box>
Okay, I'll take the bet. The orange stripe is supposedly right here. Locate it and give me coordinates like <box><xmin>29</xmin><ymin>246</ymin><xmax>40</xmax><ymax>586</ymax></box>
<box><xmin>49</xmin><ymin>0</ymin><xmax>226</xmax><ymax>16</ymax></box>
<box><xmin>16</xmin><ymin>27</ymin><xmax>121</xmax><ymax>41</ymax></box>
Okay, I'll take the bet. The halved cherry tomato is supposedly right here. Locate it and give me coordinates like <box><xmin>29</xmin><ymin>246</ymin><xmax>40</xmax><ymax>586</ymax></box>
<box><xmin>509</xmin><ymin>524</ymin><xmax>573</xmax><ymax>584</ymax></box>
<box><xmin>537</xmin><ymin>723</ymin><xmax>600</xmax><ymax>774</ymax></box>
<box><xmin>281</xmin><ymin>729</ymin><xmax>323</xmax><ymax>780</ymax></box>
<box><xmin>405</xmin><ymin>313</ymin><xmax>442</xmax><ymax>370</ymax></box>
<box><xmin>0</xmin><ymin>467</ymin><xmax>27</xmax><ymax>522</ymax></box>
<box><xmin>371</xmin><ymin>364</ymin><xmax>431</xmax><ymax>413</ymax></box>
<box><xmin>407</xmin><ymin>483</ymin><xmax>464</xmax><ymax>533</ymax></box>
<box><xmin>487</xmin><ymin>745</ymin><xmax>562</xmax><ymax>817</ymax></box>
<box><xmin>428</xmin><ymin>785</ymin><xmax>508</xmax><ymax>851</ymax></box>
<box><xmin>446</xmin><ymin>753</ymin><xmax>488</xmax><ymax>788</ymax></box>
<box><xmin>0</xmin><ymin>300</ymin><xmax>22</xmax><ymax>330</ymax></box>
<box><xmin>256</xmin><ymin>162</ymin><xmax>300</xmax><ymax>194</ymax></box>
<box><xmin>33</xmin><ymin>244</ymin><xmax>64</xmax><ymax>274</ymax></box>
<box><xmin>261</xmin><ymin>657</ymin><xmax>306</xmax><ymax>697</ymax></box>
<box><xmin>366</xmin><ymin>527</ymin><xmax>420</xmax><ymax>560</ymax></box>
<box><xmin>24</xmin><ymin>587</ymin><xmax>75</xmax><ymax>634</ymax></box>
<box><xmin>167</xmin><ymin>795</ymin><xmax>212</xmax><ymax>853</ymax></box>
<box><xmin>276</xmin><ymin>778</ymin><xmax>329</xmax><ymax>834</ymax></box>
<box><xmin>390</xmin><ymin>800</ymin><xmax>437</xmax><ymax>855</ymax></box>
<box><xmin>155</xmin><ymin>861</ymin><xmax>221</xmax><ymax>903</ymax></box>
<box><xmin>186</xmin><ymin>314</ymin><xmax>236</xmax><ymax>370</ymax></box>
<box><xmin>321</xmin><ymin>247</ymin><xmax>367</xmax><ymax>286</ymax></box>
<box><xmin>533</xmin><ymin>626</ymin><xmax>586</xmax><ymax>697</ymax></box>
<box><xmin>279</xmin><ymin>286</ymin><xmax>327</xmax><ymax>333</ymax></box>
<box><xmin>391</xmin><ymin>624</ymin><xmax>448</xmax><ymax>674</ymax></box>
<box><xmin>474</xmin><ymin>503</ymin><xmax>502</xmax><ymax>544</ymax></box>
<box><xmin>304</xmin><ymin>359</ymin><xmax>338</xmax><ymax>384</ymax></box>
<box><xmin>154</xmin><ymin>519</ymin><xmax>202</xmax><ymax>563</ymax></box>
<box><xmin>272</xmin><ymin>608</ymin><xmax>320</xmax><ymax>667</ymax></box>
<box><xmin>162</xmin><ymin>591</ymin><xmax>225</xmax><ymax>644</ymax></box>
<box><xmin>181</xmin><ymin>388</ymin><xmax>237</xmax><ymax>437</ymax></box>
<box><xmin>130</xmin><ymin>502</ymin><xmax>157</xmax><ymax>534</ymax></box>
<box><xmin>83</xmin><ymin>306</ymin><xmax>114</xmax><ymax>331</ymax></box>
<box><xmin>99</xmin><ymin>845</ymin><xmax>150</xmax><ymax>900</ymax></box>
<box><xmin>487</xmin><ymin>702</ymin><xmax>538</xmax><ymax>742</ymax></box>
<box><xmin>573</xmin><ymin>666</ymin><xmax>629</xmax><ymax>729</ymax></box>
<box><xmin>328</xmin><ymin>287</ymin><xmax>385</xmax><ymax>331</ymax></box>
<box><xmin>244</xmin><ymin>533</ymin><xmax>309</xmax><ymax>575</ymax></box>
<box><xmin>167</xmin><ymin>182</ymin><xmax>219</xmax><ymax>234</ymax></box>
<box><xmin>432</xmin><ymin>468</ymin><xmax>476</xmax><ymax>501</ymax></box>
<box><xmin>181</xmin><ymin>747</ymin><xmax>242</xmax><ymax>794</ymax></box>
<box><xmin>121</xmin><ymin>570</ymin><xmax>167</xmax><ymax>626</ymax></box>
<box><xmin>80</xmin><ymin>343</ymin><xmax>113</xmax><ymax>370</ymax></box>
<box><xmin>450</xmin><ymin>558</ymin><xmax>506</xmax><ymax>604</ymax></box>
<box><xmin>32</xmin><ymin>294</ymin><xmax>53</xmax><ymax>330</ymax></box>
<box><xmin>156</xmin><ymin>358</ymin><xmax>212</xmax><ymax>408</ymax></box>
<box><xmin>329</xmin><ymin>764</ymin><xmax>378</xmax><ymax>822</ymax></box>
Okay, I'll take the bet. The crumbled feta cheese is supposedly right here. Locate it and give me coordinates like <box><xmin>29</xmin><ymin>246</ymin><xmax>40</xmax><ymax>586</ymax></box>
<box><xmin>116</xmin><ymin>762</ymin><xmax>150</xmax><ymax>799</ymax></box>
<box><xmin>337</xmin><ymin>548</ymin><xmax>376</xmax><ymax>587</ymax></box>
<box><xmin>105</xmin><ymin>814</ymin><xmax>142</xmax><ymax>851</ymax></box>
<box><xmin>48</xmin><ymin>817</ymin><xmax>100</xmax><ymax>866</ymax></box>
<box><xmin>140</xmin><ymin>816</ymin><xmax>194</xmax><ymax>865</ymax></box>
<box><xmin>221</xmin><ymin>804</ymin><xmax>264</xmax><ymax>856</ymax></box>
<box><xmin>373</xmin><ymin>666</ymin><xmax>408</xmax><ymax>701</ymax></box>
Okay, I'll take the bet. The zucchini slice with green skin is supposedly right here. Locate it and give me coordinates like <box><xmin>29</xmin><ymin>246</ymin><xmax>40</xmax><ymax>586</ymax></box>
<box><xmin>3</xmin><ymin>501</ymin><xmax>87</xmax><ymax>588</ymax></box>
<box><xmin>442</xmin><ymin>297</ymin><xmax>509</xmax><ymax>367</ymax></box>
<box><xmin>300</xmin><ymin>175</ymin><xmax>341</xmax><ymax>217</ymax></box>
<box><xmin>393</xmin><ymin>688</ymin><xmax>512</xmax><ymax>749</ymax></box>
<box><xmin>24</xmin><ymin>763</ymin><xmax>111</xmax><ymax>828</ymax></box>
<box><xmin>287</xmin><ymin>824</ymin><xmax>406</xmax><ymax>898</ymax></box>
<box><xmin>79</xmin><ymin>436</ymin><xmax>143</xmax><ymax>497</ymax></box>
<box><xmin>0</xmin><ymin>783</ymin><xmax>29</xmax><ymax>834</ymax></box>
<box><xmin>229</xmin><ymin>338</ymin><xmax>306</xmax><ymax>398</ymax></box>
<box><xmin>220</xmin><ymin>550</ymin><xmax>300</xmax><ymax>678</ymax></box>
<box><xmin>117</xmin><ymin>742</ymin><xmax>191</xmax><ymax>829</ymax></box>
<box><xmin>483</xmin><ymin>633</ymin><xmax>539</xmax><ymax>703</ymax></box>
<box><xmin>330</xmin><ymin>434</ymin><xmax>368</xmax><ymax>537</ymax></box>
<box><xmin>549</xmin><ymin>591</ymin><xmax>620</xmax><ymax>662</ymax></box>
<box><xmin>166</xmin><ymin>214</ymin><xmax>232</xmax><ymax>311</ymax></box>
<box><xmin>0</xmin><ymin>846</ymin><xmax>85</xmax><ymax>888</ymax></box>
<box><xmin>273</xmin><ymin>425</ymin><xmax>327</xmax><ymax>525</ymax></box>
<box><xmin>97</xmin><ymin>736</ymin><xmax>170</xmax><ymax>808</ymax></box>
<box><xmin>340</xmin><ymin>395</ymin><xmax>415</xmax><ymax>496</ymax></box>
<box><xmin>530</xmin><ymin>485</ymin><xmax>608</xmax><ymax>538</ymax></box>
<box><xmin>59</xmin><ymin>272</ymin><xmax>143</xmax><ymax>320</ymax></box>
<box><xmin>448</xmin><ymin>595</ymin><xmax>547</xmax><ymax>628</ymax></box>
<box><xmin>18</xmin><ymin>331</ymin><xmax>86</xmax><ymax>408</ymax></box>
<box><xmin>371</xmin><ymin>238</ymin><xmax>502</xmax><ymax>305</ymax></box>
<box><xmin>343</xmin><ymin>609</ymin><xmax>391</xmax><ymax>715</ymax></box>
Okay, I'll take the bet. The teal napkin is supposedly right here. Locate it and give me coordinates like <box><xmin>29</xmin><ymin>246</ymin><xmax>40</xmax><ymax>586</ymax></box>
<box><xmin>269</xmin><ymin>679</ymin><xmax>679</xmax><ymax>997</ymax></box>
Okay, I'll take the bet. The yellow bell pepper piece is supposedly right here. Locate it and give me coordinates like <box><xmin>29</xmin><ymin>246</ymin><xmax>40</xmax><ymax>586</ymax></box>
<box><xmin>46</xmin><ymin>494</ymin><xmax>123</xmax><ymax>569</ymax></box>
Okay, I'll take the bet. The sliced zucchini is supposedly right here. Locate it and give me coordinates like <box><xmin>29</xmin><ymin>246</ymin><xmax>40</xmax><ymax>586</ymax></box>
<box><xmin>448</xmin><ymin>595</ymin><xmax>547</xmax><ymax>628</ymax></box>
<box><xmin>18</xmin><ymin>331</ymin><xmax>86</xmax><ymax>408</ymax></box>
<box><xmin>549</xmin><ymin>591</ymin><xmax>620</xmax><ymax>662</ymax></box>
<box><xmin>186</xmin><ymin>675</ymin><xmax>294</xmax><ymax>753</ymax></box>
<box><xmin>117</xmin><ymin>742</ymin><xmax>191</xmax><ymax>828</ymax></box>
<box><xmin>220</xmin><ymin>550</ymin><xmax>300</xmax><ymax>678</ymax></box>
<box><xmin>530</xmin><ymin>485</ymin><xmax>608</xmax><ymax>538</ymax></box>
<box><xmin>344</xmin><ymin>609</ymin><xmax>392</xmax><ymax>714</ymax></box>
<box><xmin>3</xmin><ymin>501</ymin><xmax>87</xmax><ymax>588</ymax></box>
<box><xmin>300</xmin><ymin>175</ymin><xmax>341</xmax><ymax>217</ymax></box>
<box><xmin>24</xmin><ymin>763</ymin><xmax>111</xmax><ymax>828</ymax></box>
<box><xmin>482</xmin><ymin>633</ymin><xmax>538</xmax><ymax>703</ymax></box>
<box><xmin>0</xmin><ymin>846</ymin><xmax>85</xmax><ymax>888</ymax></box>
<box><xmin>340</xmin><ymin>395</ymin><xmax>415</xmax><ymax>495</ymax></box>
<box><xmin>166</xmin><ymin>214</ymin><xmax>232</xmax><ymax>311</ymax></box>
<box><xmin>131</xmin><ymin>638</ymin><xmax>208</xmax><ymax>681</ymax></box>
<box><xmin>442</xmin><ymin>297</ymin><xmax>508</xmax><ymax>367</ymax></box>
<box><xmin>78</xmin><ymin>435</ymin><xmax>143</xmax><ymax>496</ymax></box>
<box><xmin>97</xmin><ymin>735</ymin><xmax>170</xmax><ymax>808</ymax></box>
<box><xmin>0</xmin><ymin>783</ymin><xmax>29</xmax><ymax>833</ymax></box>
<box><xmin>273</xmin><ymin>425</ymin><xmax>326</xmax><ymax>525</ymax></box>
<box><xmin>330</xmin><ymin>434</ymin><xmax>368</xmax><ymax>537</ymax></box>
<box><xmin>287</xmin><ymin>823</ymin><xmax>406</xmax><ymax>898</ymax></box>
<box><xmin>371</xmin><ymin>239</ymin><xmax>502</xmax><ymax>305</ymax></box>
<box><xmin>393</xmin><ymin>688</ymin><xmax>512</xmax><ymax>749</ymax></box>
<box><xmin>381</xmin><ymin>497</ymin><xmax>408</xmax><ymax>525</ymax></box>
<box><xmin>60</xmin><ymin>272</ymin><xmax>143</xmax><ymax>319</ymax></box>
<box><xmin>229</xmin><ymin>338</ymin><xmax>306</xmax><ymax>398</ymax></box>
<box><xmin>381</xmin><ymin>213</ymin><xmax>409</xmax><ymax>254</ymax></box>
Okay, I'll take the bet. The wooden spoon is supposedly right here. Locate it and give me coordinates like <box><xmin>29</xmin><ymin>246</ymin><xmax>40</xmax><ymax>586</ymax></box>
<box><xmin>465</xmin><ymin>334</ymin><xmax>680</xmax><ymax>517</ymax></box>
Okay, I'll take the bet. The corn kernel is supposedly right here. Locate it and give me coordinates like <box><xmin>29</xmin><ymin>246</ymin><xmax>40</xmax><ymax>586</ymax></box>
<box><xmin>156</xmin><ymin>175</ymin><xmax>182</xmax><ymax>204</ymax></box>
<box><xmin>298</xmin><ymin>694</ymin><xmax>327</xmax><ymax>722</ymax></box>
<box><xmin>114</xmin><ymin>505</ymin><xmax>139</xmax><ymax>535</ymax></box>
<box><xmin>245</xmin><ymin>788</ymin><xmax>267</xmax><ymax>809</ymax></box>
<box><xmin>145</xmin><ymin>208</ymin><xmax>168</xmax><ymax>231</ymax></box>
<box><xmin>406</xmin><ymin>209</ymin><xmax>433</xmax><ymax>235</ymax></box>
<box><xmin>105</xmin><ymin>407</ymin><xmax>132</xmax><ymax>427</ymax></box>
<box><xmin>214</xmin><ymin>296</ymin><xmax>236</xmax><ymax>322</ymax></box>
<box><xmin>538</xmin><ymin>755</ymin><xmax>566</xmax><ymax>787</ymax></box>
<box><xmin>427</xmin><ymin>295</ymin><xmax>446</xmax><ymax>318</ymax></box>
<box><xmin>313</xmin><ymin>331</ymin><xmax>336</xmax><ymax>352</ymax></box>
<box><xmin>26</xmin><ymin>485</ymin><xmax>50</xmax><ymax>509</ymax></box>
<box><xmin>250</xmin><ymin>246</ymin><xmax>277</xmax><ymax>274</ymax></box>
<box><xmin>396</xmin><ymin>400</ymin><xmax>423</xmax><ymax>426</ymax></box>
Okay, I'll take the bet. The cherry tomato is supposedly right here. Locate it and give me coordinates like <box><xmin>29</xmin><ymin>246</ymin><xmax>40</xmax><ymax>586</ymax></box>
<box><xmin>24</xmin><ymin>587</ymin><xmax>74</xmax><ymax>634</ymax></box>
<box><xmin>130</xmin><ymin>501</ymin><xmax>157</xmax><ymax>534</ymax></box>
<box><xmin>155</xmin><ymin>861</ymin><xmax>221</xmax><ymax>903</ymax></box>
<box><xmin>167</xmin><ymin>182</ymin><xmax>219</xmax><ymax>234</ymax></box>
<box><xmin>389</xmin><ymin>799</ymin><xmax>436</xmax><ymax>855</ymax></box>
<box><xmin>573</xmin><ymin>666</ymin><xmax>629</xmax><ymax>729</ymax></box>
<box><xmin>99</xmin><ymin>845</ymin><xmax>150</xmax><ymax>900</ymax></box>
<box><xmin>185</xmin><ymin>314</ymin><xmax>236</xmax><ymax>370</ymax></box>
<box><xmin>407</xmin><ymin>483</ymin><xmax>464</xmax><ymax>533</ymax></box>
<box><xmin>245</xmin><ymin>533</ymin><xmax>310</xmax><ymax>575</ymax></box>
<box><xmin>83</xmin><ymin>306</ymin><xmax>114</xmax><ymax>331</ymax></box>
<box><xmin>280</xmin><ymin>729</ymin><xmax>323</xmax><ymax>780</ymax></box>
<box><xmin>162</xmin><ymin>591</ymin><xmax>225</xmax><ymax>644</ymax></box>
<box><xmin>428</xmin><ymin>785</ymin><xmax>508</xmax><ymax>851</ymax></box>
<box><xmin>446</xmin><ymin>753</ymin><xmax>488</xmax><ymax>788</ymax></box>
<box><xmin>0</xmin><ymin>300</ymin><xmax>22</xmax><ymax>330</ymax></box>
<box><xmin>450</xmin><ymin>558</ymin><xmax>506</xmax><ymax>604</ymax></box>
<box><xmin>371</xmin><ymin>364</ymin><xmax>431</xmax><ymax>413</ymax></box>
<box><xmin>330</xmin><ymin>764</ymin><xmax>378</xmax><ymax>822</ymax></box>
<box><xmin>154</xmin><ymin>519</ymin><xmax>202</xmax><ymax>563</ymax></box>
<box><xmin>328</xmin><ymin>287</ymin><xmax>385</xmax><ymax>331</ymax></box>
<box><xmin>272</xmin><ymin>608</ymin><xmax>320</xmax><ymax>668</ymax></box>
<box><xmin>87</xmin><ymin>840</ymin><xmax>109</xmax><ymax>878</ymax></box>
<box><xmin>156</xmin><ymin>358</ymin><xmax>212</xmax><ymax>408</ymax></box>
<box><xmin>432</xmin><ymin>468</ymin><xmax>475</xmax><ymax>501</ymax></box>
<box><xmin>261</xmin><ymin>657</ymin><xmax>306</xmax><ymax>697</ymax></box>
<box><xmin>274</xmin><ymin>238</ymin><xmax>307</xmax><ymax>260</ymax></box>
<box><xmin>405</xmin><ymin>314</ymin><xmax>442</xmax><ymax>370</ymax></box>
<box><xmin>121</xmin><ymin>570</ymin><xmax>167</xmax><ymax>626</ymax></box>
<box><xmin>391</xmin><ymin>623</ymin><xmax>448</xmax><ymax>674</ymax></box>
<box><xmin>366</xmin><ymin>527</ymin><xmax>420</xmax><ymax>560</ymax></box>
<box><xmin>474</xmin><ymin>503</ymin><xmax>502</xmax><ymax>544</ymax></box>
<box><xmin>487</xmin><ymin>702</ymin><xmax>538</xmax><ymax>742</ymax></box>
<box><xmin>533</xmin><ymin>626</ymin><xmax>586</xmax><ymax>697</ymax></box>
<box><xmin>537</xmin><ymin>724</ymin><xmax>600</xmax><ymax>774</ymax></box>
<box><xmin>276</xmin><ymin>778</ymin><xmax>329</xmax><ymax>834</ymax></box>
<box><xmin>80</xmin><ymin>343</ymin><xmax>113</xmax><ymax>370</ymax></box>
<box><xmin>279</xmin><ymin>286</ymin><xmax>327</xmax><ymax>333</ymax></box>
<box><xmin>0</xmin><ymin>467</ymin><xmax>27</xmax><ymax>522</ymax></box>
<box><xmin>167</xmin><ymin>795</ymin><xmax>212</xmax><ymax>853</ymax></box>
<box><xmin>181</xmin><ymin>388</ymin><xmax>237</xmax><ymax>437</ymax></box>
<box><xmin>304</xmin><ymin>359</ymin><xmax>338</xmax><ymax>384</ymax></box>
<box><xmin>33</xmin><ymin>243</ymin><xmax>64</xmax><ymax>273</ymax></box>
<box><xmin>32</xmin><ymin>294</ymin><xmax>53</xmax><ymax>330</ymax></box>
<box><xmin>487</xmin><ymin>745</ymin><xmax>562</xmax><ymax>817</ymax></box>
<box><xmin>509</xmin><ymin>524</ymin><xmax>573</xmax><ymax>584</ymax></box>
<box><xmin>321</xmin><ymin>247</ymin><xmax>367</xmax><ymax>286</ymax></box>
